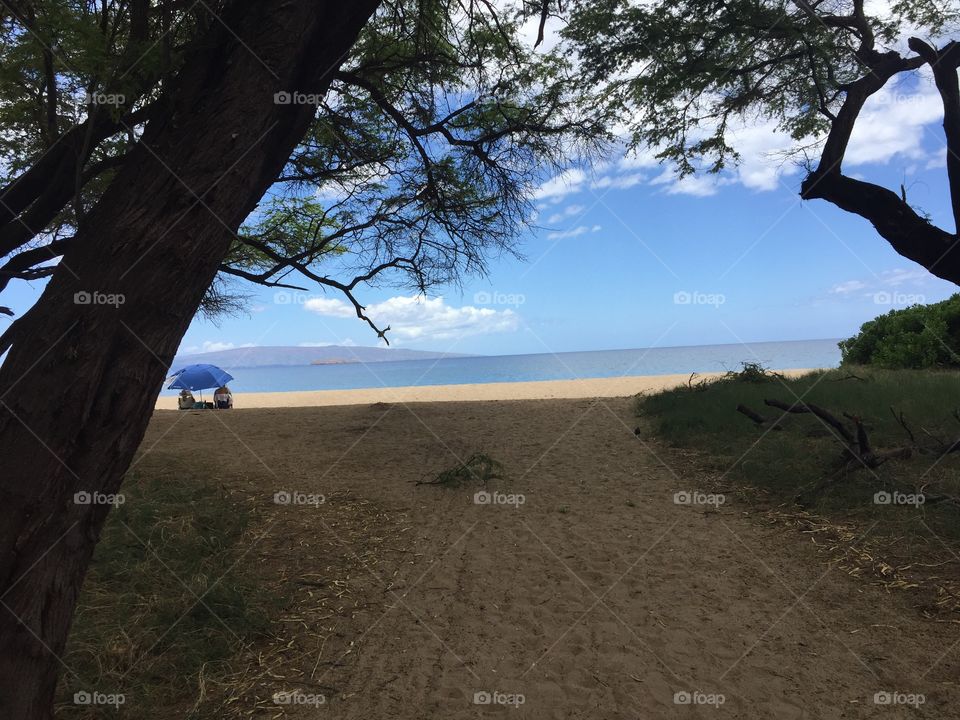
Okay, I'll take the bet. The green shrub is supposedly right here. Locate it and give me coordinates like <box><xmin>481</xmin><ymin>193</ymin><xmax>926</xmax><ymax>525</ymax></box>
<box><xmin>839</xmin><ymin>294</ymin><xmax>960</xmax><ymax>369</ymax></box>
<box><xmin>420</xmin><ymin>452</ymin><xmax>505</xmax><ymax>487</ymax></box>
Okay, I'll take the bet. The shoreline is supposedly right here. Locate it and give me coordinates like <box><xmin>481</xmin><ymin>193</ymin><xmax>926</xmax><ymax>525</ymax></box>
<box><xmin>154</xmin><ymin>368</ymin><xmax>818</xmax><ymax>409</ymax></box>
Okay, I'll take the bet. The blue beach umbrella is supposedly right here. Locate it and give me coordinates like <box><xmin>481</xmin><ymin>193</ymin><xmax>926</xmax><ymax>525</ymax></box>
<box><xmin>167</xmin><ymin>364</ymin><xmax>234</xmax><ymax>394</ymax></box>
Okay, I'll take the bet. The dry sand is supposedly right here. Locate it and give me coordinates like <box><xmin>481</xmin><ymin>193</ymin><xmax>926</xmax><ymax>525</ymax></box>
<box><xmin>154</xmin><ymin>369</ymin><xmax>816</xmax><ymax>409</ymax></box>
<box><xmin>136</xmin><ymin>392</ymin><xmax>960</xmax><ymax>718</ymax></box>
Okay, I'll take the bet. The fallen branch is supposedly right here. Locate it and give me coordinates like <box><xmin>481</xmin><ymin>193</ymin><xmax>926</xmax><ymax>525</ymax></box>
<box><xmin>764</xmin><ymin>398</ymin><xmax>856</xmax><ymax>445</ymax></box>
<box><xmin>739</xmin><ymin>398</ymin><xmax>955</xmax><ymax>507</ymax></box>
<box><xmin>829</xmin><ymin>371</ymin><xmax>867</xmax><ymax>382</ymax></box>
<box><xmin>752</xmin><ymin>399</ymin><xmax>917</xmax><ymax>506</ymax></box>
<box><xmin>736</xmin><ymin>404</ymin><xmax>782</xmax><ymax>430</ymax></box>
<box><xmin>889</xmin><ymin>406</ymin><xmax>916</xmax><ymax>444</ymax></box>
<box><xmin>844</xmin><ymin>413</ymin><xmax>872</xmax><ymax>457</ymax></box>
<box><xmin>920</xmin><ymin>491</ymin><xmax>960</xmax><ymax>506</ymax></box>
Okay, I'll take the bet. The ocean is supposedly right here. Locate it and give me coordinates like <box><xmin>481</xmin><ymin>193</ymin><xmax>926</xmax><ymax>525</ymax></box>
<box><xmin>161</xmin><ymin>339</ymin><xmax>841</xmax><ymax>395</ymax></box>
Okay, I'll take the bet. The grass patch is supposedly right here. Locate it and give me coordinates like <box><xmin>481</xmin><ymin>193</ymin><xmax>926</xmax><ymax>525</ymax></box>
<box><xmin>638</xmin><ymin>365</ymin><xmax>960</xmax><ymax>610</ymax></box>
<box><xmin>55</xmin><ymin>468</ymin><xmax>275</xmax><ymax>719</ymax></box>
<box><xmin>418</xmin><ymin>452</ymin><xmax>505</xmax><ymax>488</ymax></box>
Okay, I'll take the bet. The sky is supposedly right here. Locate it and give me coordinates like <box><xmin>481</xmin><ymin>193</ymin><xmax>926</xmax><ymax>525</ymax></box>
<box><xmin>4</xmin><ymin>24</ymin><xmax>959</xmax><ymax>360</ymax></box>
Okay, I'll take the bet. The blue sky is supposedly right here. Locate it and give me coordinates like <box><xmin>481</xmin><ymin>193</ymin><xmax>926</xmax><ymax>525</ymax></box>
<box><xmin>4</xmin><ymin>73</ymin><xmax>958</xmax><ymax>359</ymax></box>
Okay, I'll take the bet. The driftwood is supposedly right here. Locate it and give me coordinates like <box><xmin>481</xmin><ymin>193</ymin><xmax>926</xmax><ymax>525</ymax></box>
<box><xmin>828</xmin><ymin>371</ymin><xmax>867</xmax><ymax>382</ymax></box>
<box><xmin>732</xmin><ymin>397</ymin><xmax>960</xmax><ymax>505</ymax></box>
<box><xmin>735</xmin><ymin>404</ymin><xmax>782</xmax><ymax>430</ymax></box>
<box><xmin>889</xmin><ymin>406</ymin><xmax>916</xmax><ymax>444</ymax></box>
<box><xmin>763</xmin><ymin>398</ymin><xmax>855</xmax><ymax>445</ymax></box>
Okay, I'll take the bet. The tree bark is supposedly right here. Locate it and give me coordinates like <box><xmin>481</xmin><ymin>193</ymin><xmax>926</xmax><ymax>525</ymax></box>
<box><xmin>908</xmin><ymin>38</ymin><xmax>960</xmax><ymax>233</ymax></box>
<box><xmin>801</xmin><ymin>171</ymin><xmax>960</xmax><ymax>284</ymax></box>
<box><xmin>0</xmin><ymin>1</ymin><xmax>379</xmax><ymax>717</ymax></box>
<box><xmin>0</xmin><ymin>103</ymin><xmax>155</xmax><ymax>259</ymax></box>
<box><xmin>796</xmin><ymin>42</ymin><xmax>960</xmax><ymax>284</ymax></box>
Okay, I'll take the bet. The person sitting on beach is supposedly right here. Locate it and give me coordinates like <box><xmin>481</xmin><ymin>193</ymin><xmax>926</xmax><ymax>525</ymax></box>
<box><xmin>214</xmin><ymin>385</ymin><xmax>233</xmax><ymax>409</ymax></box>
<box><xmin>177</xmin><ymin>389</ymin><xmax>195</xmax><ymax>410</ymax></box>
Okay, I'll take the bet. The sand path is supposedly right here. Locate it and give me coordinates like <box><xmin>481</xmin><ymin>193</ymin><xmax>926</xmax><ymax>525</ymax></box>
<box><xmin>141</xmin><ymin>398</ymin><xmax>960</xmax><ymax>718</ymax></box>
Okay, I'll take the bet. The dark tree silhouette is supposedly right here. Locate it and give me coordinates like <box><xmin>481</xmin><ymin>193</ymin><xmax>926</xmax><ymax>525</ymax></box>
<box><xmin>0</xmin><ymin>1</ymin><xmax>600</xmax><ymax>715</ymax></box>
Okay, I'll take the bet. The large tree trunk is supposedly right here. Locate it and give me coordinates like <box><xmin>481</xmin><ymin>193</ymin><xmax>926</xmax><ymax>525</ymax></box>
<box><xmin>0</xmin><ymin>1</ymin><xmax>379</xmax><ymax>716</ymax></box>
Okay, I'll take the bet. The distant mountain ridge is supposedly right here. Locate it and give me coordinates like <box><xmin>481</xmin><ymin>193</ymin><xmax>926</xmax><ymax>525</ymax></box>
<box><xmin>171</xmin><ymin>345</ymin><xmax>471</xmax><ymax>369</ymax></box>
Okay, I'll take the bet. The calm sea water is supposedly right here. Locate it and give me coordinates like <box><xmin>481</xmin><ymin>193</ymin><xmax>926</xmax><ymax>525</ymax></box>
<box><xmin>161</xmin><ymin>339</ymin><xmax>841</xmax><ymax>395</ymax></box>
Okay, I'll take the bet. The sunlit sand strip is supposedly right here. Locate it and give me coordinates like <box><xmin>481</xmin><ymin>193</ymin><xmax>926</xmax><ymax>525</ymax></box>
<box><xmin>154</xmin><ymin>368</ymin><xmax>818</xmax><ymax>409</ymax></box>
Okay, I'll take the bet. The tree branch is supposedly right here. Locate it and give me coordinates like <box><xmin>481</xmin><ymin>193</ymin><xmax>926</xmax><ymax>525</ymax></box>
<box><xmin>802</xmin><ymin>172</ymin><xmax>960</xmax><ymax>283</ymax></box>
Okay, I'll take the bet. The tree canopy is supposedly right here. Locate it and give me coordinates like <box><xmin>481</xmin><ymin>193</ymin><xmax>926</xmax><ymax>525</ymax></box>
<box><xmin>560</xmin><ymin>0</ymin><xmax>960</xmax><ymax>284</ymax></box>
<box><xmin>0</xmin><ymin>3</ymin><xmax>607</xmax><ymax>713</ymax></box>
<box><xmin>0</xmin><ymin>0</ymin><xmax>606</xmax><ymax>339</ymax></box>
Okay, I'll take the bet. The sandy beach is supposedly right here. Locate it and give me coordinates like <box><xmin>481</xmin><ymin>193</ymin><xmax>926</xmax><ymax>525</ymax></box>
<box><xmin>155</xmin><ymin>368</ymin><xmax>816</xmax><ymax>409</ymax></box>
<box><xmin>132</xmin><ymin>394</ymin><xmax>958</xmax><ymax>718</ymax></box>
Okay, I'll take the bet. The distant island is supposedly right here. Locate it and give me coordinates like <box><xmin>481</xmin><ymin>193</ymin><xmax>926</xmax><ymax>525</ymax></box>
<box><xmin>171</xmin><ymin>345</ymin><xmax>472</xmax><ymax>370</ymax></box>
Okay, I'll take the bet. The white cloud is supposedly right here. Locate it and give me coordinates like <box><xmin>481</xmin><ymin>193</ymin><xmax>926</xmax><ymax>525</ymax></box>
<box><xmin>830</xmin><ymin>280</ymin><xmax>868</xmax><ymax>294</ymax></box>
<box><xmin>650</xmin><ymin>168</ymin><xmax>728</xmax><ymax>197</ymax></box>
<box><xmin>546</xmin><ymin>224</ymin><xmax>601</xmax><ymax>240</ymax></box>
<box><xmin>618</xmin><ymin>149</ymin><xmax>662</xmax><ymax>170</ymax></box>
<box><xmin>877</xmin><ymin>267</ymin><xmax>931</xmax><ymax>286</ymax></box>
<box><xmin>303</xmin><ymin>297</ymin><xmax>356</xmax><ymax>318</ymax></box>
<box><xmin>533</xmin><ymin>168</ymin><xmax>586</xmax><ymax>201</ymax></box>
<box><xmin>532</xmin><ymin>71</ymin><xmax>945</xmax><ymax>199</ymax></box>
<box><xmin>846</xmin><ymin>78</ymin><xmax>943</xmax><ymax>166</ymax></box>
<box><xmin>591</xmin><ymin>172</ymin><xmax>645</xmax><ymax>190</ymax></box>
<box><xmin>304</xmin><ymin>294</ymin><xmax>520</xmax><ymax>342</ymax></box>
<box><xmin>725</xmin><ymin>120</ymin><xmax>803</xmax><ymax>191</ymax></box>
<box><xmin>827</xmin><ymin>267</ymin><xmax>947</xmax><ymax>301</ymax></box>
<box><xmin>546</xmin><ymin>204</ymin><xmax>586</xmax><ymax>224</ymax></box>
